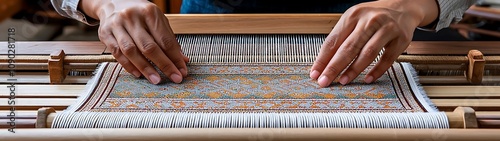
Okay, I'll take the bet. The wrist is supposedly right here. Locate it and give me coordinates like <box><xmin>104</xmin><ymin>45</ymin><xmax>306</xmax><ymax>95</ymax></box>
<box><xmin>377</xmin><ymin>0</ymin><xmax>438</xmax><ymax>28</ymax></box>
<box><xmin>80</xmin><ymin>0</ymin><xmax>111</xmax><ymax>20</ymax></box>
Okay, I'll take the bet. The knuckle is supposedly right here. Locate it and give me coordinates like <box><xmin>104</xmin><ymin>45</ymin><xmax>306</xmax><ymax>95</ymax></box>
<box><xmin>157</xmin><ymin>63</ymin><xmax>175</xmax><ymax>74</ymax></box>
<box><xmin>361</xmin><ymin>47</ymin><xmax>378</xmax><ymax>58</ymax></box>
<box><xmin>342</xmin><ymin>42</ymin><xmax>362</xmax><ymax>54</ymax></box>
<box><xmin>347</xmin><ymin>5</ymin><xmax>364</xmax><ymax>16</ymax></box>
<box><xmin>141</xmin><ymin>42</ymin><xmax>159</xmax><ymax>55</ymax></box>
<box><xmin>367</xmin><ymin>15</ymin><xmax>385</xmax><ymax>28</ymax></box>
<box><xmin>139</xmin><ymin>3</ymin><xmax>160</xmax><ymax>14</ymax></box>
<box><xmin>314</xmin><ymin>59</ymin><xmax>329</xmax><ymax>68</ymax></box>
<box><xmin>161</xmin><ymin>39</ymin><xmax>179</xmax><ymax>51</ymax></box>
<box><xmin>120</xmin><ymin>41</ymin><xmax>137</xmax><ymax>56</ymax></box>
<box><xmin>324</xmin><ymin>66</ymin><xmax>342</xmax><ymax>75</ymax></box>
<box><xmin>117</xmin><ymin>11</ymin><xmax>132</xmax><ymax>20</ymax></box>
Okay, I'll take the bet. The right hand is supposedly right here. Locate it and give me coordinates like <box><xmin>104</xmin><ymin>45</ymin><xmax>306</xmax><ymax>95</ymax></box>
<box><xmin>82</xmin><ymin>0</ymin><xmax>188</xmax><ymax>84</ymax></box>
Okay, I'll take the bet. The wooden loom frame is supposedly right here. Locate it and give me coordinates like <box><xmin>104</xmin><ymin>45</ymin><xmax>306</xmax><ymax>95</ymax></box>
<box><xmin>2</xmin><ymin>14</ymin><xmax>500</xmax><ymax>140</ymax></box>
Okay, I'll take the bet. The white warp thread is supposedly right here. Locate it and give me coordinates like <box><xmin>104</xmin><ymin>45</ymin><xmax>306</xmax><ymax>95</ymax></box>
<box><xmin>52</xmin><ymin>112</ymin><xmax>449</xmax><ymax>128</ymax></box>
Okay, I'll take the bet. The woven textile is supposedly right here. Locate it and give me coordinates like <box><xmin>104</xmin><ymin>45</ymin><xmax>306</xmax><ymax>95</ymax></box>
<box><xmin>66</xmin><ymin>62</ymin><xmax>437</xmax><ymax>113</ymax></box>
<box><xmin>53</xmin><ymin>34</ymin><xmax>445</xmax><ymax>128</ymax></box>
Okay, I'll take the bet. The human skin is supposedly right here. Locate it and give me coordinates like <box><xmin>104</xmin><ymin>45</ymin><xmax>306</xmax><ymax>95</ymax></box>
<box><xmin>309</xmin><ymin>0</ymin><xmax>438</xmax><ymax>87</ymax></box>
<box><xmin>79</xmin><ymin>0</ymin><xmax>438</xmax><ymax>86</ymax></box>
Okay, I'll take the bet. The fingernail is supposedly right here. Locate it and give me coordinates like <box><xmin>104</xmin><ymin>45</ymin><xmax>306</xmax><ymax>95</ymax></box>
<box><xmin>179</xmin><ymin>68</ymin><xmax>187</xmax><ymax>76</ymax></box>
<box><xmin>132</xmin><ymin>71</ymin><xmax>141</xmax><ymax>78</ymax></box>
<box><xmin>318</xmin><ymin>75</ymin><xmax>330</xmax><ymax>87</ymax></box>
<box><xmin>339</xmin><ymin>75</ymin><xmax>349</xmax><ymax>85</ymax></box>
<box><xmin>149</xmin><ymin>74</ymin><xmax>161</xmax><ymax>84</ymax></box>
<box><xmin>365</xmin><ymin>75</ymin><xmax>374</xmax><ymax>83</ymax></box>
<box><xmin>170</xmin><ymin>73</ymin><xmax>183</xmax><ymax>83</ymax></box>
<box><xmin>310</xmin><ymin>70</ymin><xmax>320</xmax><ymax>79</ymax></box>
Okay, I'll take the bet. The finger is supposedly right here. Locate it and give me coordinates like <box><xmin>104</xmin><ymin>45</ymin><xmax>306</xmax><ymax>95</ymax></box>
<box><xmin>145</xmin><ymin>8</ymin><xmax>188</xmax><ymax>77</ymax></box>
<box><xmin>337</xmin><ymin>25</ymin><xmax>396</xmax><ymax>85</ymax></box>
<box><xmin>128</xmin><ymin>23</ymin><xmax>184</xmax><ymax>84</ymax></box>
<box><xmin>181</xmin><ymin>51</ymin><xmax>190</xmax><ymax>63</ymax></box>
<box><xmin>310</xmin><ymin>16</ymin><xmax>356</xmax><ymax>80</ymax></box>
<box><xmin>366</xmin><ymin>37</ymin><xmax>409</xmax><ymax>83</ymax></box>
<box><xmin>316</xmin><ymin>20</ymin><xmax>378</xmax><ymax>87</ymax></box>
<box><xmin>99</xmin><ymin>31</ymin><xmax>141</xmax><ymax>78</ymax></box>
<box><xmin>112</xmin><ymin>26</ymin><xmax>162</xmax><ymax>84</ymax></box>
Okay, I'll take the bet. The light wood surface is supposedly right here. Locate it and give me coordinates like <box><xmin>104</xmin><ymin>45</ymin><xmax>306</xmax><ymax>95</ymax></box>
<box><xmin>165</xmin><ymin>14</ymin><xmax>341</xmax><ymax>34</ymax></box>
<box><xmin>406</xmin><ymin>41</ymin><xmax>500</xmax><ymax>55</ymax></box>
<box><xmin>0</xmin><ymin>42</ymin><xmax>107</xmax><ymax>55</ymax></box>
<box><xmin>4</xmin><ymin>128</ymin><xmax>500</xmax><ymax>141</ymax></box>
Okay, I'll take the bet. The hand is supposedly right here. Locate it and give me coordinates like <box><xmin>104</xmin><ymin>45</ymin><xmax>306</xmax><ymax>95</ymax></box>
<box><xmin>81</xmin><ymin>0</ymin><xmax>188</xmax><ymax>84</ymax></box>
<box><xmin>309</xmin><ymin>0</ymin><xmax>438</xmax><ymax>87</ymax></box>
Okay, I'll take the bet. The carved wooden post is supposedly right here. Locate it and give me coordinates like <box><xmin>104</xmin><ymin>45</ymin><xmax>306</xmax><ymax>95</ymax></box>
<box><xmin>466</xmin><ymin>50</ymin><xmax>485</xmax><ymax>84</ymax></box>
<box><xmin>48</xmin><ymin>50</ymin><xmax>66</xmax><ymax>83</ymax></box>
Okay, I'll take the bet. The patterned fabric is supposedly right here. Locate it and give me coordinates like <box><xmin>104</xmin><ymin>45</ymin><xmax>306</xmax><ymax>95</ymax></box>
<box><xmin>67</xmin><ymin>62</ymin><xmax>437</xmax><ymax>113</ymax></box>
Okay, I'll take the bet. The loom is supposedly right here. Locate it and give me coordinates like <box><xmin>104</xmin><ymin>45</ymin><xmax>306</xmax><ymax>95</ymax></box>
<box><xmin>1</xmin><ymin>14</ymin><xmax>500</xmax><ymax>140</ymax></box>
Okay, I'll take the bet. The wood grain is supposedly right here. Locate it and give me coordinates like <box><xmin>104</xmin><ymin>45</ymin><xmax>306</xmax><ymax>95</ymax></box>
<box><xmin>406</xmin><ymin>41</ymin><xmax>500</xmax><ymax>55</ymax></box>
<box><xmin>0</xmin><ymin>42</ymin><xmax>106</xmax><ymax>55</ymax></box>
<box><xmin>166</xmin><ymin>14</ymin><xmax>341</xmax><ymax>34</ymax></box>
<box><xmin>5</xmin><ymin>128</ymin><xmax>500</xmax><ymax>141</ymax></box>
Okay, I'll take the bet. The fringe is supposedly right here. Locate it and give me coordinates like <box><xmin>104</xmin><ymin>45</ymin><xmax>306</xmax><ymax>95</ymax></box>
<box><xmin>401</xmin><ymin>62</ymin><xmax>440</xmax><ymax>112</ymax></box>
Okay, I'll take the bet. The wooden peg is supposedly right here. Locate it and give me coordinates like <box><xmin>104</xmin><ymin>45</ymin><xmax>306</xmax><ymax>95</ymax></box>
<box><xmin>36</xmin><ymin>107</ymin><xmax>56</xmax><ymax>128</ymax></box>
<box><xmin>446</xmin><ymin>107</ymin><xmax>478</xmax><ymax>128</ymax></box>
<box><xmin>48</xmin><ymin>50</ymin><xmax>66</xmax><ymax>83</ymax></box>
<box><xmin>466</xmin><ymin>50</ymin><xmax>485</xmax><ymax>84</ymax></box>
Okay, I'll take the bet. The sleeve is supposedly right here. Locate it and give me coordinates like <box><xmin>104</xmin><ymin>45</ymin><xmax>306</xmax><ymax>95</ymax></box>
<box><xmin>419</xmin><ymin>0</ymin><xmax>477</xmax><ymax>31</ymax></box>
<box><xmin>50</xmin><ymin>0</ymin><xmax>99</xmax><ymax>26</ymax></box>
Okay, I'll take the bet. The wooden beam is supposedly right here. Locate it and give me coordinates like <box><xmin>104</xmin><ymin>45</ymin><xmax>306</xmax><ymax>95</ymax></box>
<box><xmin>5</xmin><ymin>128</ymin><xmax>500</xmax><ymax>141</ymax></box>
<box><xmin>165</xmin><ymin>14</ymin><xmax>341</xmax><ymax>34</ymax></box>
<box><xmin>0</xmin><ymin>42</ymin><xmax>106</xmax><ymax>55</ymax></box>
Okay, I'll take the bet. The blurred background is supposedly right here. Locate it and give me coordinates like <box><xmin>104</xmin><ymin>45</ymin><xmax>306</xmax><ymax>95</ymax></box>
<box><xmin>0</xmin><ymin>0</ymin><xmax>499</xmax><ymax>42</ymax></box>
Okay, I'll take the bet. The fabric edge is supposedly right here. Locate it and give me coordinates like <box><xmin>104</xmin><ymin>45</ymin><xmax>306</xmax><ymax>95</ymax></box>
<box><xmin>400</xmin><ymin>62</ymin><xmax>440</xmax><ymax>113</ymax></box>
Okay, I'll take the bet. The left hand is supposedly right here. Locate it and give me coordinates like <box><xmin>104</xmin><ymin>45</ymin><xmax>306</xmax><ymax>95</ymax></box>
<box><xmin>309</xmin><ymin>0</ymin><xmax>438</xmax><ymax>87</ymax></box>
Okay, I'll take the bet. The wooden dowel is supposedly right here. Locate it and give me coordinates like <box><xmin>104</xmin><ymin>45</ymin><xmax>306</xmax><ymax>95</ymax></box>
<box><xmin>478</xmin><ymin>120</ymin><xmax>500</xmax><ymax>128</ymax></box>
<box><xmin>418</xmin><ymin>76</ymin><xmax>500</xmax><ymax>84</ymax></box>
<box><xmin>0</xmin><ymin>98</ymin><xmax>76</xmax><ymax>110</ymax></box>
<box><xmin>5</xmin><ymin>128</ymin><xmax>500</xmax><ymax>141</ymax></box>
<box><xmin>397</xmin><ymin>55</ymin><xmax>500</xmax><ymax>64</ymax></box>
<box><xmin>0</xmin><ymin>119</ymin><xmax>37</xmax><ymax>128</ymax></box>
<box><xmin>413</xmin><ymin>64</ymin><xmax>500</xmax><ymax>71</ymax></box>
<box><xmin>0</xmin><ymin>63</ymin><xmax>98</xmax><ymax>71</ymax></box>
<box><xmin>0</xmin><ymin>74</ymin><xmax>90</xmax><ymax>84</ymax></box>
<box><xmin>0</xmin><ymin>85</ymin><xmax>83</xmax><ymax>98</ymax></box>
<box><xmin>0</xmin><ymin>55</ymin><xmax>116</xmax><ymax>63</ymax></box>
<box><xmin>425</xmin><ymin>86</ymin><xmax>500</xmax><ymax>98</ymax></box>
